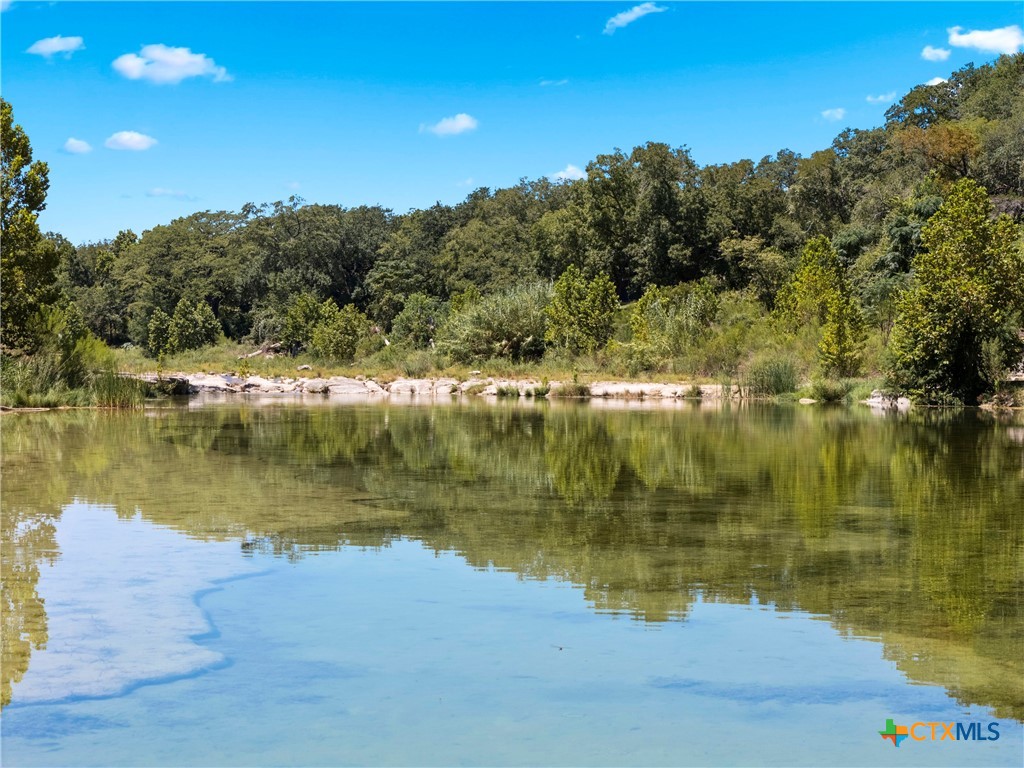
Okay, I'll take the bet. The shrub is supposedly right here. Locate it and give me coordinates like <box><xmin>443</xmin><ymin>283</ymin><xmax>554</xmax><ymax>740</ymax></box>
<box><xmin>91</xmin><ymin>371</ymin><xmax>146</xmax><ymax>408</ymax></box>
<box><xmin>744</xmin><ymin>354</ymin><xmax>798</xmax><ymax>397</ymax></box>
<box><xmin>391</xmin><ymin>293</ymin><xmax>448</xmax><ymax>348</ymax></box>
<box><xmin>159</xmin><ymin>298</ymin><xmax>221</xmax><ymax>355</ymax></box>
<box><xmin>552</xmin><ymin>382</ymin><xmax>591</xmax><ymax>398</ymax></box>
<box><xmin>495</xmin><ymin>384</ymin><xmax>521</xmax><ymax>398</ymax></box>
<box><xmin>400</xmin><ymin>350</ymin><xmax>435</xmax><ymax>378</ymax></box>
<box><xmin>310</xmin><ymin>303</ymin><xmax>369</xmax><ymax>362</ymax></box>
<box><xmin>810</xmin><ymin>378</ymin><xmax>853</xmax><ymax>403</ymax></box>
<box><xmin>280</xmin><ymin>293</ymin><xmax>327</xmax><ymax>353</ymax></box>
<box><xmin>545</xmin><ymin>266</ymin><xmax>618</xmax><ymax>353</ymax></box>
<box><xmin>437</xmin><ymin>283</ymin><xmax>550</xmax><ymax>363</ymax></box>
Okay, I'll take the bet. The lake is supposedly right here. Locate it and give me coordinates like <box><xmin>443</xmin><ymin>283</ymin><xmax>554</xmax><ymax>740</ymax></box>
<box><xmin>2</xmin><ymin>398</ymin><xmax>1022</xmax><ymax>766</ymax></box>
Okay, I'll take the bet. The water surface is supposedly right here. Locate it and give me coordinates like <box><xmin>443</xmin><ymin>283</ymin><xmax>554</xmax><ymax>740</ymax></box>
<box><xmin>2</xmin><ymin>400</ymin><xmax>1022</xmax><ymax>765</ymax></box>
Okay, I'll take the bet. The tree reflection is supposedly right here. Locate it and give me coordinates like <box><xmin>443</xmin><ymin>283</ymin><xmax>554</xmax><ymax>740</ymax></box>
<box><xmin>2</xmin><ymin>403</ymin><xmax>1021</xmax><ymax>718</ymax></box>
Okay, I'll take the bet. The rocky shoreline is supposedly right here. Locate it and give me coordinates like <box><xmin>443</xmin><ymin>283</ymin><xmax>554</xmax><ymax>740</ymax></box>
<box><xmin>134</xmin><ymin>371</ymin><xmax>914</xmax><ymax>410</ymax></box>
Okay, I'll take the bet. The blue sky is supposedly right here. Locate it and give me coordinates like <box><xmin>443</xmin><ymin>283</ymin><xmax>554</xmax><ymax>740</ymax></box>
<box><xmin>3</xmin><ymin>1</ymin><xmax>1022</xmax><ymax>244</ymax></box>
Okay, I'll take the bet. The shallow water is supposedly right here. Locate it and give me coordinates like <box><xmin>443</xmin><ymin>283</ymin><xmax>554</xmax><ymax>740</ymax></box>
<box><xmin>2</xmin><ymin>400</ymin><xmax>1022</xmax><ymax>766</ymax></box>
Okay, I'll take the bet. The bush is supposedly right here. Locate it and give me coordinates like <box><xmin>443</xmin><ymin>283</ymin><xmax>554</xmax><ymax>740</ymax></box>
<box><xmin>391</xmin><ymin>293</ymin><xmax>448</xmax><ymax>348</ymax></box>
<box><xmin>310</xmin><ymin>303</ymin><xmax>369</xmax><ymax>362</ymax></box>
<box><xmin>400</xmin><ymin>350</ymin><xmax>435</xmax><ymax>378</ymax></box>
<box><xmin>168</xmin><ymin>298</ymin><xmax>221</xmax><ymax>354</ymax></box>
<box><xmin>810</xmin><ymin>378</ymin><xmax>853</xmax><ymax>403</ymax></box>
<box><xmin>437</xmin><ymin>283</ymin><xmax>550</xmax><ymax>363</ymax></box>
<box><xmin>545</xmin><ymin>266</ymin><xmax>618</xmax><ymax>353</ymax></box>
<box><xmin>744</xmin><ymin>354</ymin><xmax>799</xmax><ymax>396</ymax></box>
<box><xmin>495</xmin><ymin>384</ymin><xmax>521</xmax><ymax>398</ymax></box>
<box><xmin>91</xmin><ymin>371</ymin><xmax>146</xmax><ymax>408</ymax></box>
<box><xmin>552</xmin><ymin>381</ymin><xmax>591</xmax><ymax>398</ymax></box>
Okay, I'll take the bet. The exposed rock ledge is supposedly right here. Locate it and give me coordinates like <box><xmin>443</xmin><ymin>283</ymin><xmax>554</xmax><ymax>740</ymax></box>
<box><xmin>136</xmin><ymin>373</ymin><xmax>745</xmax><ymax>400</ymax></box>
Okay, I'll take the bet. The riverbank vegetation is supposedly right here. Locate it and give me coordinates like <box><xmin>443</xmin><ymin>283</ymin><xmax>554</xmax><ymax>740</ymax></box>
<box><xmin>3</xmin><ymin>55</ymin><xmax>1023</xmax><ymax>406</ymax></box>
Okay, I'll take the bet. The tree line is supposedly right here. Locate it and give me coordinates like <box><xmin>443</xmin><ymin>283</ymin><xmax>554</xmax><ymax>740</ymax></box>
<box><xmin>2</xmin><ymin>54</ymin><xmax>1023</xmax><ymax>404</ymax></box>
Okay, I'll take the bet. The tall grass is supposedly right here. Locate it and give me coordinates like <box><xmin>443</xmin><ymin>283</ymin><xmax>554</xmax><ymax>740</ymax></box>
<box><xmin>90</xmin><ymin>371</ymin><xmax>147</xmax><ymax>408</ymax></box>
<box><xmin>743</xmin><ymin>354</ymin><xmax>799</xmax><ymax>397</ymax></box>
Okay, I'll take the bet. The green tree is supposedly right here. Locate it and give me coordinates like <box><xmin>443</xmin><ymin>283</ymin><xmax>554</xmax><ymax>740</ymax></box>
<box><xmin>888</xmin><ymin>179</ymin><xmax>1024</xmax><ymax>402</ymax></box>
<box><xmin>310</xmin><ymin>303</ymin><xmax>368</xmax><ymax>361</ymax></box>
<box><xmin>390</xmin><ymin>293</ymin><xmax>447</xmax><ymax>348</ymax></box>
<box><xmin>1</xmin><ymin>99</ymin><xmax>60</xmax><ymax>351</ymax></box>
<box><xmin>146</xmin><ymin>307</ymin><xmax>172</xmax><ymax>357</ymax></box>
<box><xmin>545</xmin><ymin>265</ymin><xmax>619</xmax><ymax>353</ymax></box>
<box><xmin>437</xmin><ymin>283</ymin><xmax>550</xmax><ymax>363</ymax></box>
<box><xmin>167</xmin><ymin>298</ymin><xmax>221</xmax><ymax>354</ymax></box>
<box><xmin>280</xmin><ymin>292</ymin><xmax>327</xmax><ymax>353</ymax></box>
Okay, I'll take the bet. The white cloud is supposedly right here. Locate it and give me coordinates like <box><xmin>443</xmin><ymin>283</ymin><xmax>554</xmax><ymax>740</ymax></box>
<box><xmin>553</xmin><ymin>164</ymin><xmax>585</xmax><ymax>181</ymax></box>
<box><xmin>63</xmin><ymin>137</ymin><xmax>92</xmax><ymax>154</ymax></box>
<box><xmin>27</xmin><ymin>35</ymin><xmax>84</xmax><ymax>58</ymax></box>
<box><xmin>147</xmin><ymin>187</ymin><xmax>194</xmax><ymax>200</ymax></box>
<box><xmin>420</xmin><ymin>113</ymin><xmax>478</xmax><ymax>137</ymax></box>
<box><xmin>456</xmin><ymin>177</ymin><xmax>475</xmax><ymax>187</ymax></box>
<box><xmin>286</xmin><ymin>181</ymin><xmax>301</xmax><ymax>191</ymax></box>
<box><xmin>821</xmin><ymin>108</ymin><xmax>846</xmax><ymax>122</ymax></box>
<box><xmin>0</xmin><ymin>0</ymin><xmax>12</xmax><ymax>12</ymax></box>
<box><xmin>921</xmin><ymin>45</ymin><xmax>951</xmax><ymax>62</ymax></box>
<box><xmin>866</xmin><ymin>92</ymin><xmax>897</xmax><ymax>104</ymax></box>
<box><xmin>105</xmin><ymin>131</ymin><xmax>158</xmax><ymax>151</ymax></box>
<box><xmin>925</xmin><ymin>77</ymin><xmax>948</xmax><ymax>86</ymax></box>
<box><xmin>948</xmin><ymin>25</ymin><xmax>1024</xmax><ymax>55</ymax></box>
<box><xmin>113</xmin><ymin>44</ymin><xmax>231</xmax><ymax>84</ymax></box>
<box><xmin>603</xmin><ymin>2</ymin><xmax>666</xmax><ymax>35</ymax></box>
<box><xmin>540</xmin><ymin>79</ymin><xmax>568</xmax><ymax>87</ymax></box>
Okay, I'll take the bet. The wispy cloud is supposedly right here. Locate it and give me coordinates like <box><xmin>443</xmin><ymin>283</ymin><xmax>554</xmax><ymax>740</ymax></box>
<box><xmin>540</xmin><ymin>79</ymin><xmax>569</xmax><ymax>87</ymax></box>
<box><xmin>420</xmin><ymin>113</ymin><xmax>478</xmax><ymax>137</ymax></box>
<box><xmin>286</xmin><ymin>181</ymin><xmax>301</xmax><ymax>191</ymax></box>
<box><xmin>113</xmin><ymin>44</ymin><xmax>231</xmax><ymax>84</ymax></box>
<box><xmin>105</xmin><ymin>131</ymin><xmax>158</xmax><ymax>151</ymax></box>
<box><xmin>603</xmin><ymin>3</ymin><xmax>666</xmax><ymax>35</ymax></box>
<box><xmin>27</xmin><ymin>35</ymin><xmax>84</xmax><ymax>58</ymax></box>
<box><xmin>866</xmin><ymin>92</ymin><xmax>896</xmax><ymax>104</ymax></box>
<box><xmin>553</xmin><ymin>164</ymin><xmax>585</xmax><ymax>181</ymax></box>
<box><xmin>921</xmin><ymin>45</ymin><xmax>950</xmax><ymax>62</ymax></box>
<box><xmin>0</xmin><ymin>0</ymin><xmax>13</xmax><ymax>12</ymax></box>
<box><xmin>948</xmin><ymin>25</ymin><xmax>1024</xmax><ymax>55</ymax></box>
<box><xmin>925</xmin><ymin>77</ymin><xmax>947</xmax><ymax>86</ymax></box>
<box><xmin>147</xmin><ymin>187</ymin><xmax>195</xmax><ymax>200</ymax></box>
<box><xmin>63</xmin><ymin>137</ymin><xmax>92</xmax><ymax>154</ymax></box>
<box><xmin>456</xmin><ymin>177</ymin><xmax>475</xmax><ymax>187</ymax></box>
<box><xmin>821</xmin><ymin>108</ymin><xmax>846</xmax><ymax>122</ymax></box>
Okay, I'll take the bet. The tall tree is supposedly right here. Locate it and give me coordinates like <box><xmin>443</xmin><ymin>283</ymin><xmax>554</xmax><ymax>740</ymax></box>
<box><xmin>888</xmin><ymin>179</ymin><xmax>1024</xmax><ymax>402</ymax></box>
<box><xmin>1</xmin><ymin>99</ymin><xmax>59</xmax><ymax>351</ymax></box>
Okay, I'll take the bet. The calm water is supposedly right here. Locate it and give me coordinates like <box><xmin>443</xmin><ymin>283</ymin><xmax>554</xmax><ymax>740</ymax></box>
<box><xmin>2</xmin><ymin>399</ymin><xmax>1022</xmax><ymax>766</ymax></box>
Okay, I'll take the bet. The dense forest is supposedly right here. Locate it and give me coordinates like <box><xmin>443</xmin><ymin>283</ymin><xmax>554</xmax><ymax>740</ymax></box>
<box><xmin>2</xmin><ymin>54</ymin><xmax>1023</xmax><ymax>405</ymax></box>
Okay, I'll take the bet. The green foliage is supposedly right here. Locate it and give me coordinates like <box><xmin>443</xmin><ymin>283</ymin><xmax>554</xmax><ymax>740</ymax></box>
<box><xmin>819</xmin><ymin>290</ymin><xmax>865</xmax><ymax>377</ymax></box>
<box><xmin>146</xmin><ymin>307</ymin><xmax>172</xmax><ymax>357</ymax></box>
<box><xmin>809</xmin><ymin>379</ymin><xmax>854</xmax><ymax>403</ymax></box>
<box><xmin>777</xmin><ymin>236</ymin><xmax>864</xmax><ymax>377</ymax></box>
<box><xmin>744</xmin><ymin>354</ymin><xmax>799</xmax><ymax>396</ymax></box>
<box><xmin>552</xmin><ymin>381</ymin><xmax>592</xmax><ymax>398</ymax></box>
<box><xmin>400</xmin><ymin>350</ymin><xmax>436</xmax><ymax>378</ymax></box>
<box><xmin>280</xmin><ymin>292</ymin><xmax>328</xmax><ymax>353</ymax></box>
<box><xmin>545</xmin><ymin>266</ymin><xmax>618</xmax><ymax>353</ymax></box>
<box><xmin>628</xmin><ymin>279</ymin><xmax>720</xmax><ymax>368</ymax></box>
<box><xmin>437</xmin><ymin>283</ymin><xmax>550</xmax><ymax>363</ymax></box>
<box><xmin>495</xmin><ymin>385</ymin><xmax>521</xmax><ymax>398</ymax></box>
<box><xmin>1</xmin><ymin>99</ymin><xmax>60</xmax><ymax>352</ymax></box>
<box><xmin>167</xmin><ymin>299</ymin><xmax>222</xmax><ymax>355</ymax></box>
<box><xmin>888</xmin><ymin>179</ymin><xmax>1024</xmax><ymax>403</ymax></box>
<box><xmin>390</xmin><ymin>293</ymin><xmax>447</xmax><ymax>348</ymax></box>
<box><xmin>310</xmin><ymin>303</ymin><xmax>369</xmax><ymax>361</ymax></box>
